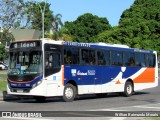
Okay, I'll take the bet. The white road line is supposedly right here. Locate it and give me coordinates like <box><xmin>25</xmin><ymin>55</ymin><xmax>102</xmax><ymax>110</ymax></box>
<box><xmin>89</xmin><ymin>109</ymin><xmax>127</xmax><ymax>111</ymax></box>
<box><xmin>133</xmin><ymin>106</ymin><xmax>160</xmax><ymax>109</ymax></box>
<box><xmin>88</xmin><ymin>102</ymin><xmax>160</xmax><ymax>111</ymax></box>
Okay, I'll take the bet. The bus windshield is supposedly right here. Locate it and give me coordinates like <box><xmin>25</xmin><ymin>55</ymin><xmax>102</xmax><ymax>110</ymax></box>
<box><xmin>8</xmin><ymin>51</ymin><xmax>42</xmax><ymax>75</ymax></box>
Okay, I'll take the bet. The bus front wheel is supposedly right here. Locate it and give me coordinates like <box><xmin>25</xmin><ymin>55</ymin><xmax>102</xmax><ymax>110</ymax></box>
<box><xmin>63</xmin><ymin>84</ymin><xmax>77</xmax><ymax>102</ymax></box>
<box><xmin>123</xmin><ymin>81</ymin><xmax>133</xmax><ymax>97</ymax></box>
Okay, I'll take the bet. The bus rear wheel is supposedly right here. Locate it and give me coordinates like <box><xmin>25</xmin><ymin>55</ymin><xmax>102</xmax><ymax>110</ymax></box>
<box><xmin>123</xmin><ymin>81</ymin><xmax>133</xmax><ymax>97</ymax></box>
<box><xmin>63</xmin><ymin>84</ymin><xmax>77</xmax><ymax>102</ymax></box>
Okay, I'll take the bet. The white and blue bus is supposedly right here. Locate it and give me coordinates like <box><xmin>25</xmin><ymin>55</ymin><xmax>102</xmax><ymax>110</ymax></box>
<box><xmin>7</xmin><ymin>39</ymin><xmax>158</xmax><ymax>102</ymax></box>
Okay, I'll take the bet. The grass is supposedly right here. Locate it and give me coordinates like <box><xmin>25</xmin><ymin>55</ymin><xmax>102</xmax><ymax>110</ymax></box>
<box><xmin>0</xmin><ymin>74</ymin><xmax>7</xmax><ymax>80</ymax></box>
<box><xmin>0</xmin><ymin>80</ymin><xmax>7</xmax><ymax>93</ymax></box>
<box><xmin>0</xmin><ymin>74</ymin><xmax>7</xmax><ymax>93</ymax></box>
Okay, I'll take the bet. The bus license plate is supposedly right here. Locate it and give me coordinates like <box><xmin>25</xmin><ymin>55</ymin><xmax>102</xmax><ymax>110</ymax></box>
<box><xmin>17</xmin><ymin>89</ymin><xmax>23</xmax><ymax>93</ymax></box>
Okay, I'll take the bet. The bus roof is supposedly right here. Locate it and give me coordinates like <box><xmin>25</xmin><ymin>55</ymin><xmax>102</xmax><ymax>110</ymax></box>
<box><xmin>63</xmin><ymin>41</ymin><xmax>155</xmax><ymax>54</ymax></box>
<box><xmin>12</xmin><ymin>38</ymin><xmax>155</xmax><ymax>54</ymax></box>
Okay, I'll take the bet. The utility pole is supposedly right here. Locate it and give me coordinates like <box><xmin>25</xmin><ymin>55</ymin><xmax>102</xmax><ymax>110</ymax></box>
<box><xmin>37</xmin><ymin>0</ymin><xmax>48</xmax><ymax>38</ymax></box>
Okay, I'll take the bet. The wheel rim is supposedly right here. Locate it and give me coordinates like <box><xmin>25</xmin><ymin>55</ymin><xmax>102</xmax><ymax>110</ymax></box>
<box><xmin>65</xmin><ymin>87</ymin><xmax>73</xmax><ymax>99</ymax></box>
<box><xmin>127</xmin><ymin>84</ymin><xmax>132</xmax><ymax>94</ymax></box>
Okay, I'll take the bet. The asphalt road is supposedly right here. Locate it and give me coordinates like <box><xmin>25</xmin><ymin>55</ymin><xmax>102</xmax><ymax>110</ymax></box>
<box><xmin>0</xmin><ymin>80</ymin><xmax>160</xmax><ymax>120</ymax></box>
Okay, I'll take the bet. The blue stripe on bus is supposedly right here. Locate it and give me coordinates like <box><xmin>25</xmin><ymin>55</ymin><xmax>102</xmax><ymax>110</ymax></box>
<box><xmin>64</xmin><ymin>66</ymin><xmax>141</xmax><ymax>85</ymax></box>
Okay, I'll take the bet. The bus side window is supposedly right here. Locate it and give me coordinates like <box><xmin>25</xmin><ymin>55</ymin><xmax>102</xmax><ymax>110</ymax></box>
<box><xmin>80</xmin><ymin>49</ymin><xmax>96</xmax><ymax>66</ymax></box>
<box><xmin>72</xmin><ymin>48</ymin><xmax>79</xmax><ymax>65</ymax></box>
<box><xmin>64</xmin><ymin>47</ymin><xmax>79</xmax><ymax>65</ymax></box>
<box><xmin>64</xmin><ymin>49</ymin><xmax>72</xmax><ymax>64</ymax></box>
<box><xmin>129</xmin><ymin>58</ymin><xmax>135</xmax><ymax>66</ymax></box>
<box><xmin>135</xmin><ymin>53</ymin><xmax>146</xmax><ymax>67</ymax></box>
<box><xmin>97</xmin><ymin>50</ymin><xmax>109</xmax><ymax>66</ymax></box>
<box><xmin>111</xmin><ymin>51</ymin><xmax>122</xmax><ymax>66</ymax></box>
<box><xmin>81</xmin><ymin>49</ymin><xmax>88</xmax><ymax>65</ymax></box>
<box><xmin>89</xmin><ymin>50</ymin><xmax>96</xmax><ymax>65</ymax></box>
<box><xmin>149</xmin><ymin>54</ymin><xmax>155</xmax><ymax>67</ymax></box>
<box><xmin>97</xmin><ymin>51</ymin><xmax>103</xmax><ymax>65</ymax></box>
<box><xmin>123</xmin><ymin>52</ymin><xmax>135</xmax><ymax>66</ymax></box>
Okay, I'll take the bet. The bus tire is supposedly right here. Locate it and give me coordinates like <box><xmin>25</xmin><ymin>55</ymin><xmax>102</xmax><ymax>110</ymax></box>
<box><xmin>34</xmin><ymin>96</ymin><xmax>46</xmax><ymax>103</ymax></box>
<box><xmin>63</xmin><ymin>83</ymin><xmax>76</xmax><ymax>102</ymax></box>
<box><xmin>123</xmin><ymin>81</ymin><xmax>133</xmax><ymax>97</ymax></box>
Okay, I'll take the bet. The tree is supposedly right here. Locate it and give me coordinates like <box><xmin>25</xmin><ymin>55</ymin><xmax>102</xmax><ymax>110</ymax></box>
<box><xmin>0</xmin><ymin>0</ymin><xmax>25</xmax><ymax>29</ymax></box>
<box><xmin>0</xmin><ymin>29</ymin><xmax>15</xmax><ymax>44</ymax></box>
<box><xmin>96</xmin><ymin>0</ymin><xmax>160</xmax><ymax>53</ymax></box>
<box><xmin>63</xmin><ymin>13</ymin><xmax>111</xmax><ymax>42</ymax></box>
<box><xmin>0</xmin><ymin>43</ymin><xmax>6</xmax><ymax>61</ymax></box>
<box><xmin>22</xmin><ymin>1</ymin><xmax>54</xmax><ymax>36</ymax></box>
<box><xmin>119</xmin><ymin>0</ymin><xmax>160</xmax><ymax>52</ymax></box>
<box><xmin>46</xmin><ymin>26</ymin><xmax>73</xmax><ymax>41</ymax></box>
<box><xmin>23</xmin><ymin>1</ymin><xmax>63</xmax><ymax>38</ymax></box>
<box><xmin>0</xmin><ymin>29</ymin><xmax>14</xmax><ymax>61</ymax></box>
<box><xmin>95</xmin><ymin>26</ymin><xmax>124</xmax><ymax>44</ymax></box>
<box><xmin>52</xmin><ymin>14</ymin><xmax>63</xmax><ymax>34</ymax></box>
<box><xmin>56</xmin><ymin>26</ymin><xmax>73</xmax><ymax>41</ymax></box>
<box><xmin>49</xmin><ymin>13</ymin><xmax>63</xmax><ymax>40</ymax></box>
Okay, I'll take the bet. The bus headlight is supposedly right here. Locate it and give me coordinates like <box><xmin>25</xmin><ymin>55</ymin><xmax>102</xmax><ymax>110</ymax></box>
<box><xmin>32</xmin><ymin>80</ymin><xmax>42</xmax><ymax>88</ymax></box>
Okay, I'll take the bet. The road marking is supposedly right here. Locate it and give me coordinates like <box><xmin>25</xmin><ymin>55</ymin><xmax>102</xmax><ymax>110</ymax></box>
<box><xmin>89</xmin><ymin>109</ymin><xmax>126</xmax><ymax>111</ymax></box>
<box><xmin>88</xmin><ymin>102</ymin><xmax>160</xmax><ymax>111</ymax></box>
<box><xmin>133</xmin><ymin>106</ymin><xmax>160</xmax><ymax>109</ymax></box>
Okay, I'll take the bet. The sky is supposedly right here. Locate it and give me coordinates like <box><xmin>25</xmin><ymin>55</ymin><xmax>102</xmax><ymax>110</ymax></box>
<box><xmin>34</xmin><ymin>0</ymin><xmax>134</xmax><ymax>26</ymax></box>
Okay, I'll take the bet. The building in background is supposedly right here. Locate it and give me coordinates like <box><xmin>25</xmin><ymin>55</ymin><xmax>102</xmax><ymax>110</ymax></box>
<box><xmin>1</xmin><ymin>28</ymin><xmax>41</xmax><ymax>47</ymax></box>
<box><xmin>11</xmin><ymin>29</ymin><xmax>41</xmax><ymax>40</ymax></box>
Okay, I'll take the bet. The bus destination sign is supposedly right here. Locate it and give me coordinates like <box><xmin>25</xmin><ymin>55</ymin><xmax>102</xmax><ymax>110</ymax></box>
<box><xmin>11</xmin><ymin>41</ymin><xmax>41</xmax><ymax>49</ymax></box>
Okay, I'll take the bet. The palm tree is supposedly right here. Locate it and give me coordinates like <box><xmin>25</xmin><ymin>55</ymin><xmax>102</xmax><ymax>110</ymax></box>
<box><xmin>52</xmin><ymin>13</ymin><xmax>63</xmax><ymax>34</ymax></box>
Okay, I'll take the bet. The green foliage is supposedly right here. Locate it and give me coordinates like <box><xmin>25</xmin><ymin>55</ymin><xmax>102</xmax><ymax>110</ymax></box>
<box><xmin>23</xmin><ymin>1</ymin><xmax>63</xmax><ymax>38</ymax></box>
<box><xmin>1</xmin><ymin>0</ymin><xmax>160</xmax><ymax>54</ymax></box>
<box><xmin>0</xmin><ymin>29</ymin><xmax>15</xmax><ymax>61</ymax></box>
<box><xmin>0</xmin><ymin>80</ymin><xmax>7</xmax><ymax>92</ymax></box>
<box><xmin>0</xmin><ymin>29</ymin><xmax>15</xmax><ymax>43</ymax></box>
<box><xmin>52</xmin><ymin>14</ymin><xmax>63</xmax><ymax>33</ymax></box>
<box><xmin>48</xmin><ymin>13</ymin><xmax>63</xmax><ymax>40</ymax></box>
<box><xmin>0</xmin><ymin>44</ymin><xmax>7</xmax><ymax>61</ymax></box>
<box><xmin>119</xmin><ymin>0</ymin><xmax>160</xmax><ymax>52</ymax></box>
<box><xmin>55</xmin><ymin>26</ymin><xmax>73</xmax><ymax>41</ymax></box>
<box><xmin>96</xmin><ymin>0</ymin><xmax>160</xmax><ymax>53</ymax></box>
<box><xmin>0</xmin><ymin>44</ymin><xmax>4</xmax><ymax>60</ymax></box>
<box><xmin>63</xmin><ymin>13</ymin><xmax>111</xmax><ymax>42</ymax></box>
<box><xmin>23</xmin><ymin>1</ymin><xmax>53</xmax><ymax>33</ymax></box>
